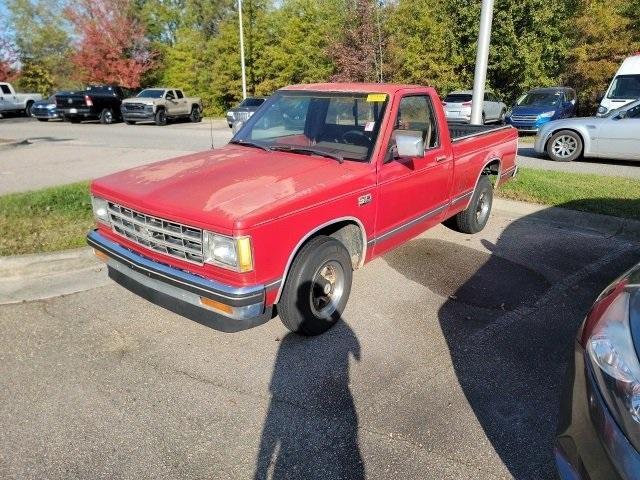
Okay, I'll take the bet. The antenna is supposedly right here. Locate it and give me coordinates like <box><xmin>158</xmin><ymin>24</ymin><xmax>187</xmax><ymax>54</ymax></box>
<box><xmin>210</xmin><ymin>117</ymin><xmax>215</xmax><ymax>149</ymax></box>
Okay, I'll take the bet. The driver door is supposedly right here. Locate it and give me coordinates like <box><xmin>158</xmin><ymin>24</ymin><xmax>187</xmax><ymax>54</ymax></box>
<box><xmin>374</xmin><ymin>94</ymin><xmax>452</xmax><ymax>255</ymax></box>
<box><xmin>164</xmin><ymin>90</ymin><xmax>177</xmax><ymax>115</ymax></box>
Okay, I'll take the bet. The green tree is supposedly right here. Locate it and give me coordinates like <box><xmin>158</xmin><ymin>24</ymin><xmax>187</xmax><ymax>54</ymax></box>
<box><xmin>386</xmin><ymin>0</ymin><xmax>460</xmax><ymax>93</ymax></box>
<box><xmin>17</xmin><ymin>61</ymin><xmax>54</xmax><ymax>95</ymax></box>
<box><xmin>7</xmin><ymin>0</ymin><xmax>74</xmax><ymax>89</ymax></box>
<box><xmin>564</xmin><ymin>0</ymin><xmax>640</xmax><ymax>113</ymax></box>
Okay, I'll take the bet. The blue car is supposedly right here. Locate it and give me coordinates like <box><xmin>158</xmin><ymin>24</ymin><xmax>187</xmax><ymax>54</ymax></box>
<box><xmin>31</xmin><ymin>95</ymin><xmax>61</xmax><ymax>121</ymax></box>
<box><xmin>505</xmin><ymin>87</ymin><xmax>577</xmax><ymax>133</ymax></box>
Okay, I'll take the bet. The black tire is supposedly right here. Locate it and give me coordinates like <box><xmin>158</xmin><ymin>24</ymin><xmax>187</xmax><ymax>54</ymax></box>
<box><xmin>36</xmin><ymin>118</ymin><xmax>48</xmax><ymax>122</ymax></box>
<box><xmin>279</xmin><ymin>236</ymin><xmax>353</xmax><ymax>336</ymax></box>
<box><xmin>99</xmin><ymin>108</ymin><xmax>114</xmax><ymax>124</ymax></box>
<box><xmin>25</xmin><ymin>101</ymin><xmax>34</xmax><ymax>117</ymax></box>
<box><xmin>154</xmin><ymin>109</ymin><xmax>167</xmax><ymax>126</ymax></box>
<box><xmin>546</xmin><ymin>129</ymin><xmax>583</xmax><ymax>162</ymax></box>
<box><xmin>68</xmin><ymin>117</ymin><xmax>81</xmax><ymax>123</ymax></box>
<box><xmin>448</xmin><ymin>175</ymin><xmax>493</xmax><ymax>234</ymax></box>
<box><xmin>189</xmin><ymin>105</ymin><xmax>201</xmax><ymax>123</ymax></box>
<box><xmin>124</xmin><ymin>120</ymin><xmax>136</xmax><ymax>125</ymax></box>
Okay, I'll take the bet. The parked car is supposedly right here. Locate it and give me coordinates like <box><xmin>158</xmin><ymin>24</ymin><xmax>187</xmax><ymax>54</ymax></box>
<box><xmin>597</xmin><ymin>54</ymin><xmax>640</xmax><ymax>117</ymax></box>
<box><xmin>226</xmin><ymin>96</ymin><xmax>266</xmax><ymax>127</ymax></box>
<box><xmin>555</xmin><ymin>262</ymin><xmax>640</xmax><ymax>480</ymax></box>
<box><xmin>442</xmin><ymin>89</ymin><xmax>507</xmax><ymax>124</ymax></box>
<box><xmin>31</xmin><ymin>95</ymin><xmax>60</xmax><ymax>121</ymax></box>
<box><xmin>87</xmin><ymin>83</ymin><xmax>518</xmax><ymax>336</ymax></box>
<box><xmin>505</xmin><ymin>87</ymin><xmax>577</xmax><ymax>132</ymax></box>
<box><xmin>55</xmin><ymin>85</ymin><xmax>126</xmax><ymax>124</ymax></box>
<box><xmin>121</xmin><ymin>88</ymin><xmax>202</xmax><ymax>126</ymax></box>
<box><xmin>534</xmin><ymin>99</ymin><xmax>640</xmax><ymax>162</ymax></box>
<box><xmin>0</xmin><ymin>82</ymin><xmax>43</xmax><ymax>117</ymax></box>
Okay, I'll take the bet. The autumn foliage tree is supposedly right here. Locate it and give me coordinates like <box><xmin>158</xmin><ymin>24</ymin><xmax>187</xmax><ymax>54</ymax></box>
<box><xmin>66</xmin><ymin>0</ymin><xmax>156</xmax><ymax>88</ymax></box>
<box><xmin>0</xmin><ymin>23</ymin><xmax>17</xmax><ymax>82</ymax></box>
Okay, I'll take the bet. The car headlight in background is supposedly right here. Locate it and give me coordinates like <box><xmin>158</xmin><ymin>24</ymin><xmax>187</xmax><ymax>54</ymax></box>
<box><xmin>226</xmin><ymin>111</ymin><xmax>234</xmax><ymax>118</ymax></box>
<box><xmin>586</xmin><ymin>290</ymin><xmax>640</xmax><ymax>451</ymax></box>
<box><xmin>537</xmin><ymin>111</ymin><xmax>555</xmax><ymax>119</ymax></box>
<box><xmin>203</xmin><ymin>232</ymin><xmax>253</xmax><ymax>272</ymax></box>
<box><xmin>91</xmin><ymin>196</ymin><xmax>110</xmax><ymax>224</ymax></box>
<box><xmin>597</xmin><ymin>105</ymin><xmax>608</xmax><ymax>116</ymax></box>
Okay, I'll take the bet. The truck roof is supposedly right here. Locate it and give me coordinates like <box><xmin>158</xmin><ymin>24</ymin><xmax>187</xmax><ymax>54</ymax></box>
<box><xmin>281</xmin><ymin>83</ymin><xmax>426</xmax><ymax>95</ymax></box>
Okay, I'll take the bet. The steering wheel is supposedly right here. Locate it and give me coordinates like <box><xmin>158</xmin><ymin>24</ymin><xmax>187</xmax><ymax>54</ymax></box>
<box><xmin>342</xmin><ymin>130</ymin><xmax>372</xmax><ymax>147</ymax></box>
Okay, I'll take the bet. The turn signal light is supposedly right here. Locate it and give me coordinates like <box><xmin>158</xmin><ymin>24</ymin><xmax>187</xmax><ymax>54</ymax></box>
<box><xmin>84</xmin><ymin>95</ymin><xmax>93</xmax><ymax>106</ymax></box>
<box><xmin>200</xmin><ymin>296</ymin><xmax>233</xmax><ymax>315</ymax></box>
<box><xmin>94</xmin><ymin>249</ymin><xmax>108</xmax><ymax>262</ymax></box>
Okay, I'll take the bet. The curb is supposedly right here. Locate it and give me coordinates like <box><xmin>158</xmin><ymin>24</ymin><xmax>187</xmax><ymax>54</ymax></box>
<box><xmin>0</xmin><ymin>247</ymin><xmax>109</xmax><ymax>305</ymax></box>
<box><xmin>493</xmin><ymin>198</ymin><xmax>640</xmax><ymax>243</ymax></box>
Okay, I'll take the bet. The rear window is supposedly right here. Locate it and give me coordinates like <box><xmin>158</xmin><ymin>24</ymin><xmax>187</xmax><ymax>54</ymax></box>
<box><xmin>444</xmin><ymin>94</ymin><xmax>472</xmax><ymax>103</ymax></box>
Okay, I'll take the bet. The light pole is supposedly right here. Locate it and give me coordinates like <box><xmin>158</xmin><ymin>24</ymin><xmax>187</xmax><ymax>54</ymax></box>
<box><xmin>238</xmin><ymin>0</ymin><xmax>247</xmax><ymax>100</ymax></box>
<box><xmin>470</xmin><ymin>0</ymin><xmax>494</xmax><ymax>125</ymax></box>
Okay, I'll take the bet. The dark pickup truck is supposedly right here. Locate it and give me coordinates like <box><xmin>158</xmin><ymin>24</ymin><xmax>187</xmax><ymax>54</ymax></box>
<box><xmin>56</xmin><ymin>85</ymin><xmax>126</xmax><ymax>124</ymax></box>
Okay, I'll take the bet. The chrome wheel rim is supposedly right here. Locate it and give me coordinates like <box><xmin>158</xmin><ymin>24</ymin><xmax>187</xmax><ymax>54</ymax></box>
<box><xmin>310</xmin><ymin>260</ymin><xmax>345</xmax><ymax>319</ymax></box>
<box><xmin>551</xmin><ymin>135</ymin><xmax>577</xmax><ymax>158</ymax></box>
<box><xmin>104</xmin><ymin>111</ymin><xmax>112</xmax><ymax>123</ymax></box>
<box><xmin>476</xmin><ymin>192</ymin><xmax>490</xmax><ymax>223</ymax></box>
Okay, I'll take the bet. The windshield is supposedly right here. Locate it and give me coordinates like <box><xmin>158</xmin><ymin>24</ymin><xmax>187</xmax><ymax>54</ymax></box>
<box><xmin>516</xmin><ymin>91</ymin><xmax>561</xmax><ymax>107</ymax></box>
<box><xmin>137</xmin><ymin>89</ymin><xmax>165</xmax><ymax>98</ymax></box>
<box><xmin>444</xmin><ymin>93</ymin><xmax>472</xmax><ymax>103</ymax></box>
<box><xmin>240</xmin><ymin>97</ymin><xmax>265</xmax><ymax>107</ymax></box>
<box><xmin>233</xmin><ymin>91</ymin><xmax>389</xmax><ymax>162</ymax></box>
<box><xmin>607</xmin><ymin>75</ymin><xmax>640</xmax><ymax>100</ymax></box>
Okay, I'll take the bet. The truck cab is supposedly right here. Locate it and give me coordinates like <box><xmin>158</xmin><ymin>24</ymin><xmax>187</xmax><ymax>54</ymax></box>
<box><xmin>0</xmin><ymin>82</ymin><xmax>43</xmax><ymax>116</ymax></box>
<box><xmin>88</xmin><ymin>83</ymin><xmax>518</xmax><ymax>336</ymax></box>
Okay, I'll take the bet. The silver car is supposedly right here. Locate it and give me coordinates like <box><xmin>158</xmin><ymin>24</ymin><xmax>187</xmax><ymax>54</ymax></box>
<box><xmin>443</xmin><ymin>90</ymin><xmax>507</xmax><ymax>124</ymax></box>
<box><xmin>534</xmin><ymin>99</ymin><xmax>640</xmax><ymax>162</ymax></box>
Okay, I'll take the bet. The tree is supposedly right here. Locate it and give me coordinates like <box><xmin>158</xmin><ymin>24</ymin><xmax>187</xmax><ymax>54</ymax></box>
<box><xmin>66</xmin><ymin>0</ymin><xmax>157</xmax><ymax>88</ymax></box>
<box><xmin>386</xmin><ymin>0</ymin><xmax>460</xmax><ymax>93</ymax></box>
<box><xmin>6</xmin><ymin>0</ymin><xmax>73</xmax><ymax>88</ymax></box>
<box><xmin>0</xmin><ymin>23</ymin><xmax>18</xmax><ymax>82</ymax></box>
<box><xmin>564</xmin><ymin>0</ymin><xmax>640</xmax><ymax>113</ymax></box>
<box><xmin>328</xmin><ymin>0</ymin><xmax>382</xmax><ymax>82</ymax></box>
<box><xmin>17</xmin><ymin>62</ymin><xmax>54</xmax><ymax>95</ymax></box>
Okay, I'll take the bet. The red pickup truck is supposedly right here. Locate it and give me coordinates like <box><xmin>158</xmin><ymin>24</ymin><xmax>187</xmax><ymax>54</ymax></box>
<box><xmin>88</xmin><ymin>83</ymin><xmax>518</xmax><ymax>335</ymax></box>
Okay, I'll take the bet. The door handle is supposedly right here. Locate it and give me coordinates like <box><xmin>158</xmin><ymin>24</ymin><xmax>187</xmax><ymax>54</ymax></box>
<box><xmin>435</xmin><ymin>155</ymin><xmax>448</xmax><ymax>163</ymax></box>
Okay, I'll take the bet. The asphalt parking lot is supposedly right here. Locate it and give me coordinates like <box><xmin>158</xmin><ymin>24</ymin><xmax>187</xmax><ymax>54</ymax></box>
<box><xmin>2</xmin><ymin>202</ymin><xmax>640</xmax><ymax>479</ymax></box>
<box><xmin>1</xmin><ymin>117</ymin><xmax>639</xmax><ymax>195</ymax></box>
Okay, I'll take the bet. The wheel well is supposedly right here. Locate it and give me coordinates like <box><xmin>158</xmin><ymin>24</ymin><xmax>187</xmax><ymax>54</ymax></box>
<box><xmin>312</xmin><ymin>221</ymin><xmax>364</xmax><ymax>270</ymax></box>
<box><xmin>482</xmin><ymin>159</ymin><xmax>501</xmax><ymax>187</ymax></box>
<box><xmin>544</xmin><ymin>128</ymin><xmax>585</xmax><ymax>151</ymax></box>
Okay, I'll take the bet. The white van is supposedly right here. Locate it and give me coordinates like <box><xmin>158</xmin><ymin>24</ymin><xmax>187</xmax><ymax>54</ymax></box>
<box><xmin>597</xmin><ymin>55</ymin><xmax>640</xmax><ymax>116</ymax></box>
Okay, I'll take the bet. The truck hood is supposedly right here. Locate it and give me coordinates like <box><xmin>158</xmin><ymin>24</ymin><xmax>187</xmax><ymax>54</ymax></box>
<box><xmin>122</xmin><ymin>97</ymin><xmax>157</xmax><ymax>104</ymax></box>
<box><xmin>91</xmin><ymin>145</ymin><xmax>371</xmax><ymax>232</ymax></box>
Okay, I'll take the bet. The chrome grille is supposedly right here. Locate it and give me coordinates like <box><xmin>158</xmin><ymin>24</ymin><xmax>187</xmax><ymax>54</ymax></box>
<box><xmin>108</xmin><ymin>202</ymin><xmax>204</xmax><ymax>264</ymax></box>
<box><xmin>124</xmin><ymin>103</ymin><xmax>146</xmax><ymax>111</ymax></box>
<box><xmin>510</xmin><ymin>115</ymin><xmax>538</xmax><ymax>122</ymax></box>
<box><xmin>234</xmin><ymin>111</ymin><xmax>252</xmax><ymax>121</ymax></box>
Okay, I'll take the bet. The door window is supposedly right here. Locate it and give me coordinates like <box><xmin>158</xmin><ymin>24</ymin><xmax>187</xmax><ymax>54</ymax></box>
<box><xmin>165</xmin><ymin>90</ymin><xmax>175</xmax><ymax>100</ymax></box>
<box><xmin>395</xmin><ymin>95</ymin><xmax>439</xmax><ymax>149</ymax></box>
<box><xmin>1</xmin><ymin>85</ymin><xmax>10</xmax><ymax>94</ymax></box>
<box><xmin>176</xmin><ymin>90</ymin><xmax>184</xmax><ymax>99</ymax></box>
<box><xmin>625</xmin><ymin>104</ymin><xmax>640</xmax><ymax>118</ymax></box>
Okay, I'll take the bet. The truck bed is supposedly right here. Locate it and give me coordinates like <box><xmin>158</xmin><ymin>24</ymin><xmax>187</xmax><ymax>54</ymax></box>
<box><xmin>448</xmin><ymin>124</ymin><xmax>512</xmax><ymax>142</ymax></box>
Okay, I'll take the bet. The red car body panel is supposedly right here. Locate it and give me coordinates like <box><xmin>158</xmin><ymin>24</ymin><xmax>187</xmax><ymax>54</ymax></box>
<box><xmin>90</xmin><ymin>83</ymin><xmax>518</xmax><ymax>308</ymax></box>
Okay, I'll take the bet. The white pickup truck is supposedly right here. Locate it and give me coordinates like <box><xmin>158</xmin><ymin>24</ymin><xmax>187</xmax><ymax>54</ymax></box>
<box><xmin>0</xmin><ymin>82</ymin><xmax>43</xmax><ymax>116</ymax></box>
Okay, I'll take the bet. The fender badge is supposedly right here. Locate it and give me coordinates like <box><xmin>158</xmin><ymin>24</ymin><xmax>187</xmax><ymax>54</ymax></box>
<box><xmin>358</xmin><ymin>193</ymin><xmax>372</xmax><ymax>206</ymax></box>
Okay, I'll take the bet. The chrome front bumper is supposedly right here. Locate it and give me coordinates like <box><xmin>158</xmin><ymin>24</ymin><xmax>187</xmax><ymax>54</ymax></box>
<box><xmin>87</xmin><ymin>230</ymin><xmax>273</xmax><ymax>332</ymax></box>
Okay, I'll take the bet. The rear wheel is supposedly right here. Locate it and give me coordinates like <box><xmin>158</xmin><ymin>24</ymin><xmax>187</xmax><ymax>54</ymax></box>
<box><xmin>546</xmin><ymin>130</ymin><xmax>582</xmax><ymax>162</ymax></box>
<box><xmin>278</xmin><ymin>236</ymin><xmax>352</xmax><ymax>336</ymax></box>
<box><xmin>99</xmin><ymin>108</ymin><xmax>114</xmax><ymax>124</ymax></box>
<box><xmin>36</xmin><ymin>118</ymin><xmax>48</xmax><ymax>122</ymax></box>
<box><xmin>189</xmin><ymin>105</ymin><xmax>201</xmax><ymax>123</ymax></box>
<box><xmin>154</xmin><ymin>109</ymin><xmax>167</xmax><ymax>126</ymax></box>
<box><xmin>447</xmin><ymin>175</ymin><xmax>493</xmax><ymax>234</ymax></box>
<box><xmin>68</xmin><ymin>117</ymin><xmax>81</xmax><ymax>123</ymax></box>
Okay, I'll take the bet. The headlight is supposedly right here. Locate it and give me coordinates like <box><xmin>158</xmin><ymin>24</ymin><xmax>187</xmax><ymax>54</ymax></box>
<box><xmin>597</xmin><ymin>105</ymin><xmax>608</xmax><ymax>115</ymax></box>
<box><xmin>202</xmin><ymin>232</ymin><xmax>253</xmax><ymax>272</ymax></box>
<box><xmin>226</xmin><ymin>111</ymin><xmax>234</xmax><ymax>118</ymax></box>
<box><xmin>538</xmin><ymin>111</ymin><xmax>555</xmax><ymax>119</ymax></box>
<box><xmin>505</xmin><ymin>110</ymin><xmax>512</xmax><ymax>118</ymax></box>
<box><xmin>587</xmin><ymin>290</ymin><xmax>640</xmax><ymax>450</ymax></box>
<box><xmin>91</xmin><ymin>196</ymin><xmax>110</xmax><ymax>224</ymax></box>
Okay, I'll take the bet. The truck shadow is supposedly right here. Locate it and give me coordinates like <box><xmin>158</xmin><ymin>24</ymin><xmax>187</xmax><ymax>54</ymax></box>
<box><xmin>384</xmin><ymin>201</ymin><xmax>640</xmax><ymax>479</ymax></box>
<box><xmin>253</xmin><ymin>319</ymin><xmax>364</xmax><ymax>480</ymax></box>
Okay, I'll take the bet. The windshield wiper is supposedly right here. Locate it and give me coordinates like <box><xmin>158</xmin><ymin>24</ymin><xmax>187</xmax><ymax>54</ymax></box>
<box><xmin>229</xmin><ymin>139</ymin><xmax>272</xmax><ymax>152</ymax></box>
<box><xmin>270</xmin><ymin>145</ymin><xmax>344</xmax><ymax>164</ymax></box>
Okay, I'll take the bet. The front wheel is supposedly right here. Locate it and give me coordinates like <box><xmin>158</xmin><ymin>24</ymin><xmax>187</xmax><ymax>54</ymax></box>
<box><xmin>278</xmin><ymin>236</ymin><xmax>353</xmax><ymax>336</ymax></box>
<box><xmin>154</xmin><ymin>109</ymin><xmax>167</xmax><ymax>126</ymax></box>
<box><xmin>446</xmin><ymin>175</ymin><xmax>493</xmax><ymax>234</ymax></box>
<box><xmin>546</xmin><ymin>130</ymin><xmax>583</xmax><ymax>162</ymax></box>
<box><xmin>25</xmin><ymin>101</ymin><xmax>34</xmax><ymax>117</ymax></box>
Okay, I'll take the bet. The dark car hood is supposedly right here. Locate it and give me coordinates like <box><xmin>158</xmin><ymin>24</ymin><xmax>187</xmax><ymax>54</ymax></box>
<box><xmin>511</xmin><ymin>105</ymin><xmax>559</xmax><ymax>115</ymax></box>
<box><xmin>229</xmin><ymin>106</ymin><xmax>260</xmax><ymax>113</ymax></box>
<box><xmin>32</xmin><ymin>100</ymin><xmax>55</xmax><ymax>107</ymax></box>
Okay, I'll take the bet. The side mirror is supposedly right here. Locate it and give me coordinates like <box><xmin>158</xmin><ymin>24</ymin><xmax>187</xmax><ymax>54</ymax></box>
<box><xmin>395</xmin><ymin>131</ymin><xmax>424</xmax><ymax>157</ymax></box>
<box><xmin>232</xmin><ymin>120</ymin><xmax>244</xmax><ymax>134</ymax></box>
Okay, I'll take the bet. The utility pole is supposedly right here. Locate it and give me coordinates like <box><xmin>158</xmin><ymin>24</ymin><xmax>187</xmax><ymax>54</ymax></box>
<box><xmin>238</xmin><ymin>0</ymin><xmax>247</xmax><ymax>99</ymax></box>
<box><xmin>470</xmin><ymin>0</ymin><xmax>494</xmax><ymax>125</ymax></box>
